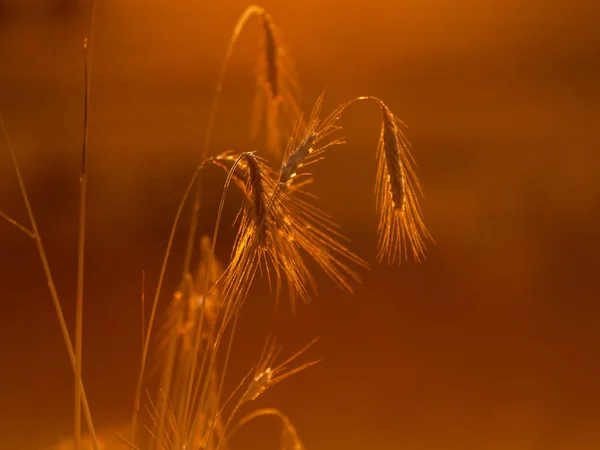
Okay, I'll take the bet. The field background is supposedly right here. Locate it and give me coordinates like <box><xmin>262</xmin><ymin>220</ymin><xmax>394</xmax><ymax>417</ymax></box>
<box><xmin>1</xmin><ymin>1</ymin><xmax>599</xmax><ymax>449</ymax></box>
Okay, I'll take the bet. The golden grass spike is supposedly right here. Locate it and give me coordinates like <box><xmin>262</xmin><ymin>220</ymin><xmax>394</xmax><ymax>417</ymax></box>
<box><xmin>203</xmin><ymin>5</ymin><xmax>301</xmax><ymax>160</ymax></box>
<box><xmin>262</xmin><ymin>12</ymin><xmax>279</xmax><ymax>99</ymax></box>
<box><xmin>327</xmin><ymin>95</ymin><xmax>432</xmax><ymax>265</ymax></box>
<box><xmin>375</xmin><ymin>101</ymin><xmax>432</xmax><ymax>264</ymax></box>
<box><xmin>242</xmin><ymin>152</ymin><xmax>268</xmax><ymax>244</ymax></box>
<box><xmin>381</xmin><ymin>105</ymin><xmax>405</xmax><ymax>211</ymax></box>
<box><xmin>279</xmin><ymin>91</ymin><xmax>344</xmax><ymax>186</ymax></box>
<box><xmin>251</xmin><ymin>9</ymin><xmax>303</xmax><ymax>156</ymax></box>
<box><xmin>208</xmin><ymin>154</ymin><xmax>313</xmax><ymax>309</ymax></box>
<box><xmin>276</xmin><ymin>94</ymin><xmax>369</xmax><ymax>295</ymax></box>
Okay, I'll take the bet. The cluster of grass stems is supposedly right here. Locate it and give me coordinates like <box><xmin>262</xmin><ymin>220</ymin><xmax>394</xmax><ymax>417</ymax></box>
<box><xmin>0</xmin><ymin>4</ymin><xmax>431</xmax><ymax>450</ymax></box>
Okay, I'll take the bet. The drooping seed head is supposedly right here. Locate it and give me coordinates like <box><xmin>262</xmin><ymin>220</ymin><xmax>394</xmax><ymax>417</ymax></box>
<box><xmin>373</xmin><ymin>99</ymin><xmax>432</xmax><ymax>264</ymax></box>
<box><xmin>262</xmin><ymin>12</ymin><xmax>279</xmax><ymax>99</ymax></box>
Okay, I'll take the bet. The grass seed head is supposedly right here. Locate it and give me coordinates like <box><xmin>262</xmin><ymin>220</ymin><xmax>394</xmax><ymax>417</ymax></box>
<box><xmin>262</xmin><ymin>12</ymin><xmax>279</xmax><ymax>99</ymax></box>
<box><xmin>375</xmin><ymin>100</ymin><xmax>432</xmax><ymax>264</ymax></box>
<box><xmin>241</xmin><ymin>336</ymin><xmax>320</xmax><ymax>404</ymax></box>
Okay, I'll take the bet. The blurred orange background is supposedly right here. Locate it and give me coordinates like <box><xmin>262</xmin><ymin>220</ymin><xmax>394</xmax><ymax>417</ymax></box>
<box><xmin>1</xmin><ymin>0</ymin><xmax>600</xmax><ymax>449</ymax></box>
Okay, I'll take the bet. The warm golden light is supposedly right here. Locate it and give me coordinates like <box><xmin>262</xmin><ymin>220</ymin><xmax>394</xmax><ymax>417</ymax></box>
<box><xmin>0</xmin><ymin>1</ymin><xmax>599</xmax><ymax>450</ymax></box>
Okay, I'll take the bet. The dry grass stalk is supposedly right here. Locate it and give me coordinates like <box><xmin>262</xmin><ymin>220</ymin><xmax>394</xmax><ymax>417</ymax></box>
<box><xmin>0</xmin><ymin>210</ymin><xmax>36</xmax><ymax>238</ymax></box>
<box><xmin>74</xmin><ymin>37</ymin><xmax>90</xmax><ymax>450</ymax></box>
<box><xmin>148</xmin><ymin>233</ymin><xmax>227</xmax><ymax>450</ymax></box>
<box><xmin>0</xmin><ymin>114</ymin><xmax>101</xmax><ymax>450</ymax></box>
<box><xmin>131</xmin><ymin>159</ymin><xmax>209</xmax><ymax>446</ymax></box>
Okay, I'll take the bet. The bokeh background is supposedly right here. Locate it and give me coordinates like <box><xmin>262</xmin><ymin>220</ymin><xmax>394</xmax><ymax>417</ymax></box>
<box><xmin>1</xmin><ymin>0</ymin><xmax>600</xmax><ymax>449</ymax></box>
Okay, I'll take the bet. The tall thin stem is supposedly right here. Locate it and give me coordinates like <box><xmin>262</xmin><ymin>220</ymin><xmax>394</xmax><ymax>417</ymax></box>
<box><xmin>0</xmin><ymin>115</ymin><xmax>100</xmax><ymax>450</ymax></box>
<box><xmin>74</xmin><ymin>37</ymin><xmax>90</xmax><ymax>450</ymax></box>
<box><xmin>75</xmin><ymin>1</ymin><xmax>98</xmax><ymax>446</ymax></box>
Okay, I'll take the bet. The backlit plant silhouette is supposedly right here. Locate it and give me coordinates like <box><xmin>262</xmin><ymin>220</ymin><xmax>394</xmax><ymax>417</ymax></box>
<box><xmin>0</xmin><ymin>4</ymin><xmax>431</xmax><ymax>450</ymax></box>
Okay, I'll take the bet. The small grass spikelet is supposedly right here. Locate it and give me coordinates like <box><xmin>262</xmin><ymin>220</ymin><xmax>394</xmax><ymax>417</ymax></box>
<box><xmin>275</xmin><ymin>94</ymin><xmax>369</xmax><ymax>297</ymax></box>
<box><xmin>279</xmin><ymin>91</ymin><xmax>345</xmax><ymax>189</ymax></box>
<box><xmin>212</xmin><ymin>339</ymin><xmax>319</xmax><ymax>450</ymax></box>
<box><xmin>242</xmin><ymin>336</ymin><xmax>320</xmax><ymax>403</ymax></box>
